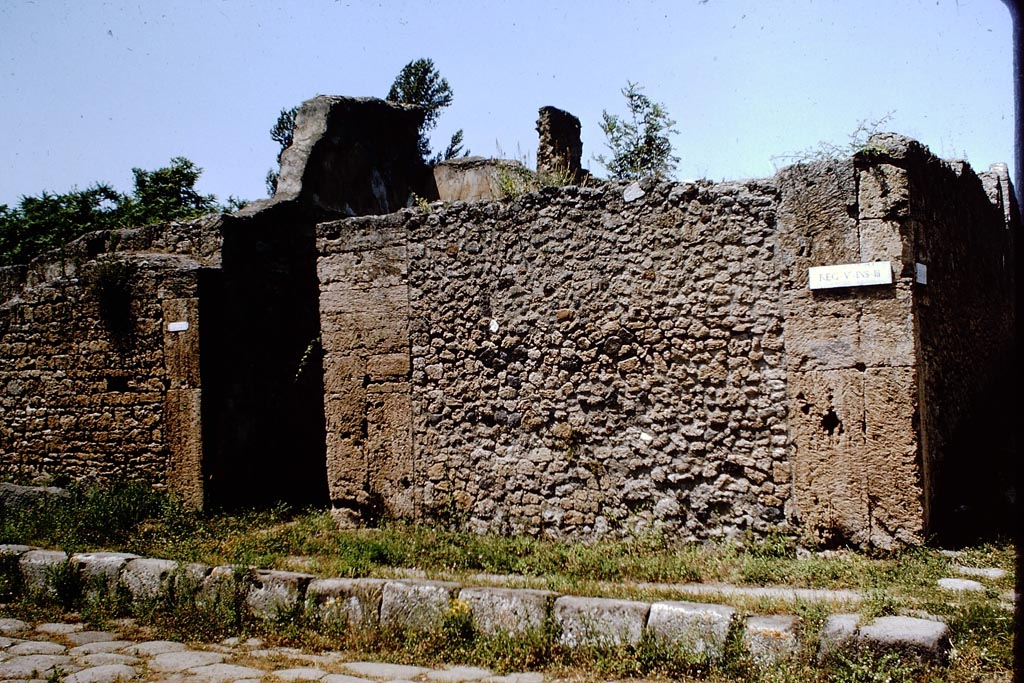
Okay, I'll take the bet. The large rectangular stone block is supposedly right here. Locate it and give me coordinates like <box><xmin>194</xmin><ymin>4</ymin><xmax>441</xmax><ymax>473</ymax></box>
<box><xmin>862</xmin><ymin>367</ymin><xmax>924</xmax><ymax>545</ymax></box>
<box><xmin>19</xmin><ymin>549</ymin><xmax>70</xmax><ymax>598</ymax></box>
<box><xmin>858</xmin><ymin>164</ymin><xmax>909</xmax><ymax>220</ymax></box>
<box><xmin>743</xmin><ymin>615</ymin><xmax>799</xmax><ymax>664</ymax></box>
<box><xmin>72</xmin><ymin>551</ymin><xmax>138</xmax><ymax>600</ymax></box>
<box><xmin>646</xmin><ymin>601</ymin><xmax>735</xmax><ymax>658</ymax></box>
<box><xmin>306</xmin><ymin>577</ymin><xmax>387</xmax><ymax>630</ymax></box>
<box><xmin>121</xmin><ymin>557</ymin><xmax>179</xmax><ymax>602</ymax></box>
<box><xmin>458</xmin><ymin>587</ymin><xmax>558</xmax><ymax>637</ymax></box>
<box><xmin>245</xmin><ymin>569</ymin><xmax>316</xmax><ymax>621</ymax></box>
<box><xmin>379</xmin><ymin>579</ymin><xmax>460</xmax><ymax>632</ymax></box>
<box><xmin>165</xmin><ymin>387</ymin><xmax>203</xmax><ymax>509</ymax></box>
<box><xmin>554</xmin><ymin>596</ymin><xmax>650</xmax><ymax>648</ymax></box>
<box><xmin>857</xmin><ymin>615</ymin><xmax>950</xmax><ymax>662</ymax></box>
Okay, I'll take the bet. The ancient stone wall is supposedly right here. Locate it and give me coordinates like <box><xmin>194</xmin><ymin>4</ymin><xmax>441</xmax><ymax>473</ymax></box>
<box><xmin>319</xmin><ymin>178</ymin><xmax>793</xmax><ymax>539</ymax></box>
<box><xmin>909</xmin><ymin>156</ymin><xmax>1017</xmax><ymax>541</ymax></box>
<box><xmin>774</xmin><ymin>155</ymin><xmax>928</xmax><ymax>548</ymax></box>
<box><xmin>0</xmin><ymin>96</ymin><xmax>431</xmax><ymax>510</ymax></box>
<box><xmin>0</xmin><ymin>214</ymin><xmax>221</xmax><ymax>505</ymax></box>
<box><xmin>0</xmin><ymin>91</ymin><xmax>1015</xmax><ymax>546</ymax></box>
<box><xmin>319</xmin><ymin>134</ymin><xmax>1016</xmax><ymax>546</ymax></box>
<box><xmin>768</xmin><ymin>139</ymin><xmax>1017</xmax><ymax>547</ymax></box>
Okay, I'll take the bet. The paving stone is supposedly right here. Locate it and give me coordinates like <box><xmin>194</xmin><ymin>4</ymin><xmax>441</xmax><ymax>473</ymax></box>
<box><xmin>644</xmin><ymin>582</ymin><xmax>862</xmax><ymax>604</ymax></box>
<box><xmin>379</xmin><ymin>580</ymin><xmax>461</xmax><ymax>632</ymax></box>
<box><xmin>481</xmin><ymin>674</ymin><xmax>544</xmax><ymax>683</ymax></box>
<box><xmin>122</xmin><ymin>640</ymin><xmax>188</xmax><ymax>656</ymax></box>
<box><xmin>271</xmin><ymin>667</ymin><xmax>329</xmax><ymax>681</ymax></box>
<box><xmin>68</xmin><ymin>642</ymin><xmax>134</xmax><ymax>656</ymax></box>
<box><xmin>858</xmin><ymin>615</ymin><xmax>950</xmax><ymax>661</ymax></box>
<box><xmin>646</xmin><ymin>600</ymin><xmax>735</xmax><ymax>658</ymax></box>
<box><xmin>426</xmin><ymin>665</ymin><xmax>494</xmax><ymax>681</ymax></box>
<box><xmin>954</xmin><ymin>566</ymin><xmax>1007</xmax><ymax>580</ymax></box>
<box><xmin>7</xmin><ymin>641</ymin><xmax>66</xmax><ymax>655</ymax></box>
<box><xmin>66</xmin><ymin>632</ymin><xmax>118</xmax><ymax>646</ymax></box>
<box><xmin>818</xmin><ymin>613</ymin><xmax>860</xmax><ymax>658</ymax></box>
<box><xmin>320</xmin><ymin>675</ymin><xmax>376</xmax><ymax>683</ymax></box>
<box><xmin>295</xmin><ymin>653</ymin><xmax>346</xmax><ymax>667</ymax></box>
<box><xmin>458</xmin><ymin>587</ymin><xmax>556</xmax><ymax>637</ymax></box>
<box><xmin>937</xmin><ymin>578</ymin><xmax>985</xmax><ymax>592</ymax></box>
<box><xmin>0</xmin><ymin>654</ymin><xmax>74</xmax><ymax>678</ymax></box>
<box><xmin>35</xmin><ymin>623</ymin><xmax>83</xmax><ymax>635</ymax></box>
<box><xmin>743</xmin><ymin>615</ymin><xmax>799</xmax><ymax>665</ymax></box>
<box><xmin>0</xmin><ymin>544</ymin><xmax>35</xmax><ymax>556</ymax></box>
<box><xmin>187</xmin><ymin>663</ymin><xmax>269</xmax><ymax>682</ymax></box>
<box><xmin>554</xmin><ymin>595</ymin><xmax>650</xmax><ymax>648</ymax></box>
<box><xmin>0</xmin><ymin>634</ymin><xmax>24</xmax><ymax>647</ymax></box>
<box><xmin>76</xmin><ymin>653</ymin><xmax>139</xmax><ymax>668</ymax></box>
<box><xmin>149</xmin><ymin>650</ymin><xmax>227</xmax><ymax>672</ymax></box>
<box><xmin>0</xmin><ymin>619</ymin><xmax>30</xmax><ymax>634</ymax></box>
<box><xmin>342</xmin><ymin>662</ymin><xmax>433</xmax><ymax>680</ymax></box>
<box><xmin>248</xmin><ymin>646</ymin><xmax>304</xmax><ymax>658</ymax></box>
<box><xmin>62</xmin><ymin>664</ymin><xmax>137</xmax><ymax>683</ymax></box>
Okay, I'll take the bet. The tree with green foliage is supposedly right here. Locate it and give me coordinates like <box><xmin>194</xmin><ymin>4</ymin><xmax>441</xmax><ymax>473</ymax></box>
<box><xmin>265</xmin><ymin>106</ymin><xmax>298</xmax><ymax>196</ymax></box>
<box><xmin>596</xmin><ymin>82</ymin><xmax>679</xmax><ymax>180</ymax></box>
<box><xmin>0</xmin><ymin>157</ymin><xmax>229</xmax><ymax>267</ymax></box>
<box><xmin>119</xmin><ymin>157</ymin><xmax>219</xmax><ymax>226</ymax></box>
<box><xmin>386</xmin><ymin>57</ymin><xmax>467</xmax><ymax>164</ymax></box>
<box><xmin>0</xmin><ymin>184</ymin><xmax>122</xmax><ymax>266</ymax></box>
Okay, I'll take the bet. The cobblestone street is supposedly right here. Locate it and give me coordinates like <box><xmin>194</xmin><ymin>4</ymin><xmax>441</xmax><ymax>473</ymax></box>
<box><xmin>0</xmin><ymin>618</ymin><xmax>545</xmax><ymax>683</ymax></box>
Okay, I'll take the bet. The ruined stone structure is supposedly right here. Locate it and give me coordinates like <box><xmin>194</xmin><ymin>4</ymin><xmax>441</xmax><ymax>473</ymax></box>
<box><xmin>0</xmin><ymin>97</ymin><xmax>1016</xmax><ymax>547</ymax></box>
<box><xmin>535</xmin><ymin>106</ymin><xmax>585</xmax><ymax>182</ymax></box>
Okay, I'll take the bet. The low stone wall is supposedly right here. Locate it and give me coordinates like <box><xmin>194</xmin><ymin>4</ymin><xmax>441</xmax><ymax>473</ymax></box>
<box><xmin>0</xmin><ymin>543</ymin><xmax>951</xmax><ymax>664</ymax></box>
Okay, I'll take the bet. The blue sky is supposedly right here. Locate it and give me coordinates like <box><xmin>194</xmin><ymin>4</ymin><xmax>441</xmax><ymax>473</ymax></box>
<box><xmin>0</xmin><ymin>0</ymin><xmax>1015</xmax><ymax>206</ymax></box>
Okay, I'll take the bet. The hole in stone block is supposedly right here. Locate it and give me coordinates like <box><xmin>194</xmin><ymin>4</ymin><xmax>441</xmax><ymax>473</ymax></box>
<box><xmin>821</xmin><ymin>409</ymin><xmax>842</xmax><ymax>436</ymax></box>
<box><xmin>106</xmin><ymin>376</ymin><xmax>129</xmax><ymax>392</ymax></box>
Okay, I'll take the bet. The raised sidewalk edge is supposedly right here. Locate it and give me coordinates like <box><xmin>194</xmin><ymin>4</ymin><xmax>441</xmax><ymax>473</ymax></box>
<box><xmin>0</xmin><ymin>544</ymin><xmax>950</xmax><ymax>664</ymax></box>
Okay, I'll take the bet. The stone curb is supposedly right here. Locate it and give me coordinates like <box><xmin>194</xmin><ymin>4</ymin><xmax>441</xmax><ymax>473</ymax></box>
<box><xmin>0</xmin><ymin>544</ymin><xmax>950</xmax><ymax>664</ymax></box>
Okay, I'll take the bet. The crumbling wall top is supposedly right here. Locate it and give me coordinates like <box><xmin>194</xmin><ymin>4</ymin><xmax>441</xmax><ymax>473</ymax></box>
<box><xmin>272</xmin><ymin>95</ymin><xmax>429</xmax><ymax>217</ymax></box>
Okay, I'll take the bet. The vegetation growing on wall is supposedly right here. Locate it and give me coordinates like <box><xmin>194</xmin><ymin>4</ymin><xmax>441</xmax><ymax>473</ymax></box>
<box><xmin>596</xmin><ymin>81</ymin><xmax>679</xmax><ymax>180</ymax></box>
<box><xmin>770</xmin><ymin>113</ymin><xmax>896</xmax><ymax>169</ymax></box>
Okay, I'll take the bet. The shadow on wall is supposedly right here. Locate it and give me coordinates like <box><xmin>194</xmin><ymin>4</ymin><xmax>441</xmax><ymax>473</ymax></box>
<box><xmin>200</xmin><ymin>205</ymin><xmax>330</xmax><ymax>509</ymax></box>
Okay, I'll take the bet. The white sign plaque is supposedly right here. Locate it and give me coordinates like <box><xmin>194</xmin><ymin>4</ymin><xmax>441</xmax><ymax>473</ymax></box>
<box><xmin>167</xmin><ymin>321</ymin><xmax>190</xmax><ymax>332</ymax></box>
<box><xmin>915</xmin><ymin>262</ymin><xmax>928</xmax><ymax>284</ymax></box>
<box><xmin>808</xmin><ymin>262</ymin><xmax>893</xmax><ymax>290</ymax></box>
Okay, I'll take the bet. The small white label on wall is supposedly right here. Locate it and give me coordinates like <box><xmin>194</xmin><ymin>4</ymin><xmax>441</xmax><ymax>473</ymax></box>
<box><xmin>808</xmin><ymin>262</ymin><xmax>893</xmax><ymax>290</ymax></box>
<box><xmin>167</xmin><ymin>321</ymin><xmax>190</xmax><ymax>332</ymax></box>
<box><xmin>915</xmin><ymin>263</ymin><xmax>928</xmax><ymax>284</ymax></box>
